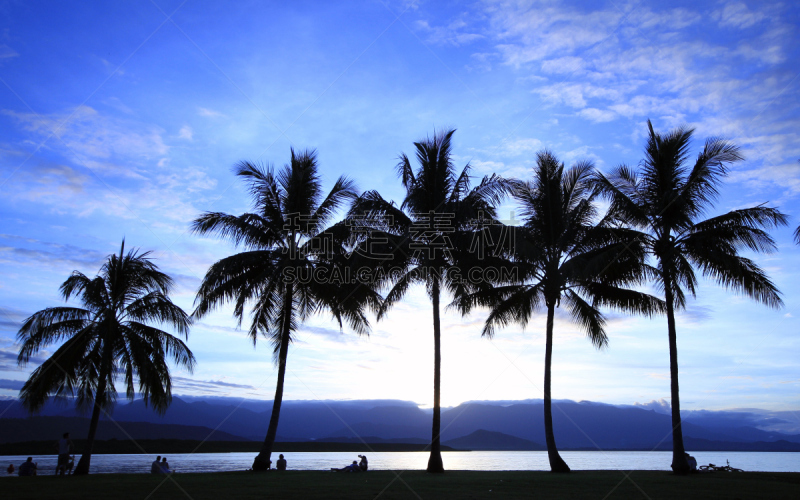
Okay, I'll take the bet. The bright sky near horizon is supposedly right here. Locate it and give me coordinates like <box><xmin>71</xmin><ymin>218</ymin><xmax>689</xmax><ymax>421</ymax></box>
<box><xmin>0</xmin><ymin>1</ymin><xmax>798</xmax><ymax>414</ymax></box>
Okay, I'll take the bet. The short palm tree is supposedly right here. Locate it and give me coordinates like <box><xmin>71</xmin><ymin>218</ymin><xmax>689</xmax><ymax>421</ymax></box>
<box><xmin>592</xmin><ymin>120</ymin><xmax>786</xmax><ymax>474</ymax></box>
<box><xmin>456</xmin><ymin>151</ymin><xmax>663</xmax><ymax>472</ymax></box>
<box><xmin>17</xmin><ymin>241</ymin><xmax>194</xmax><ymax>475</ymax></box>
<box><xmin>192</xmin><ymin>149</ymin><xmax>381</xmax><ymax>471</ymax></box>
<box><xmin>350</xmin><ymin>129</ymin><xmax>510</xmax><ymax>472</ymax></box>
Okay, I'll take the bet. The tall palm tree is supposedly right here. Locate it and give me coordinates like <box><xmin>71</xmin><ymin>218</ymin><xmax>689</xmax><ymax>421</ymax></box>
<box><xmin>456</xmin><ymin>151</ymin><xmax>663</xmax><ymax>472</ymax></box>
<box><xmin>17</xmin><ymin>241</ymin><xmax>195</xmax><ymax>475</ymax></box>
<box><xmin>592</xmin><ymin>120</ymin><xmax>787</xmax><ymax>474</ymax></box>
<box><xmin>350</xmin><ymin>129</ymin><xmax>510</xmax><ymax>472</ymax></box>
<box><xmin>192</xmin><ymin>149</ymin><xmax>381</xmax><ymax>471</ymax></box>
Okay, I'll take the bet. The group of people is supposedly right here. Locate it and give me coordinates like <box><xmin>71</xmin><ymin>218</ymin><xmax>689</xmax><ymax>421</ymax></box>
<box><xmin>9</xmin><ymin>432</ymin><xmax>75</xmax><ymax>477</ymax></box>
<box><xmin>150</xmin><ymin>456</ymin><xmax>174</xmax><ymax>474</ymax></box>
<box><xmin>332</xmin><ymin>455</ymin><xmax>368</xmax><ymax>472</ymax></box>
<box><xmin>11</xmin><ymin>457</ymin><xmax>38</xmax><ymax>476</ymax></box>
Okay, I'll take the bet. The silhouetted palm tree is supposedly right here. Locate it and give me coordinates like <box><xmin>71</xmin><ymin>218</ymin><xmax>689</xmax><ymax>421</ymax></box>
<box><xmin>17</xmin><ymin>241</ymin><xmax>194</xmax><ymax>475</ymax></box>
<box><xmin>456</xmin><ymin>151</ymin><xmax>663</xmax><ymax>472</ymax></box>
<box><xmin>592</xmin><ymin>121</ymin><xmax>786</xmax><ymax>474</ymax></box>
<box><xmin>350</xmin><ymin>129</ymin><xmax>510</xmax><ymax>472</ymax></box>
<box><xmin>192</xmin><ymin>149</ymin><xmax>380</xmax><ymax>471</ymax></box>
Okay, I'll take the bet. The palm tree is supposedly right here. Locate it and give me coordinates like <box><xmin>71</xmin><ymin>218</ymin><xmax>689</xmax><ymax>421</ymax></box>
<box><xmin>350</xmin><ymin>129</ymin><xmax>510</xmax><ymax>472</ymax></box>
<box><xmin>17</xmin><ymin>241</ymin><xmax>195</xmax><ymax>475</ymax></box>
<box><xmin>456</xmin><ymin>151</ymin><xmax>663</xmax><ymax>472</ymax></box>
<box><xmin>192</xmin><ymin>149</ymin><xmax>381</xmax><ymax>471</ymax></box>
<box><xmin>592</xmin><ymin>120</ymin><xmax>787</xmax><ymax>474</ymax></box>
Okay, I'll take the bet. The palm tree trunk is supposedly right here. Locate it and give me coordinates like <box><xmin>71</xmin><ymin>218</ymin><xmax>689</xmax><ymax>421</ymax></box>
<box><xmin>253</xmin><ymin>285</ymin><xmax>293</xmax><ymax>471</ymax></box>
<box><xmin>665</xmin><ymin>283</ymin><xmax>690</xmax><ymax>475</ymax></box>
<box><xmin>73</xmin><ymin>374</ymin><xmax>108</xmax><ymax>475</ymax></box>
<box><xmin>544</xmin><ymin>302</ymin><xmax>570</xmax><ymax>473</ymax></box>
<box><xmin>426</xmin><ymin>275</ymin><xmax>444</xmax><ymax>473</ymax></box>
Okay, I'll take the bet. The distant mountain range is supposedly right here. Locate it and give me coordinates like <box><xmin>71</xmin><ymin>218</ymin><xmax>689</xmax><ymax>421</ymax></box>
<box><xmin>2</xmin><ymin>397</ymin><xmax>799</xmax><ymax>452</ymax></box>
<box><xmin>0</xmin><ymin>416</ymin><xmax>248</xmax><ymax>443</ymax></box>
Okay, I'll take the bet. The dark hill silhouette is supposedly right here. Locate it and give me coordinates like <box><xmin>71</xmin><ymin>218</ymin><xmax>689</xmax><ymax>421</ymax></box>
<box><xmin>316</xmin><ymin>435</ymin><xmax>429</xmax><ymax>444</ymax></box>
<box><xmin>0</xmin><ymin>416</ymin><xmax>248</xmax><ymax>443</ymax></box>
<box><xmin>444</xmin><ymin>429</ymin><xmax>545</xmax><ymax>450</ymax></box>
<box><xmin>438</xmin><ymin>402</ymin><xmax>743</xmax><ymax>449</ymax></box>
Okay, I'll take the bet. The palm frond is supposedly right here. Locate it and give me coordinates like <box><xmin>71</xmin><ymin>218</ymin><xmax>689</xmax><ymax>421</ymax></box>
<box><xmin>563</xmin><ymin>290</ymin><xmax>607</xmax><ymax>349</ymax></box>
<box><xmin>378</xmin><ymin>267</ymin><xmax>423</xmax><ymax>320</ymax></box>
<box><xmin>482</xmin><ymin>283</ymin><xmax>545</xmax><ymax>338</ymax></box>
<box><xmin>308</xmin><ymin>175</ymin><xmax>358</xmax><ymax>235</ymax></box>
<box><xmin>686</xmin><ymin>248</ymin><xmax>783</xmax><ymax>308</ymax></box>
<box><xmin>16</xmin><ymin>307</ymin><xmax>91</xmax><ymax>363</ymax></box>
<box><xmin>191</xmin><ymin>212</ymin><xmax>282</xmax><ymax>249</ymax></box>
<box><xmin>125</xmin><ymin>292</ymin><xmax>191</xmax><ymax>336</ymax></box>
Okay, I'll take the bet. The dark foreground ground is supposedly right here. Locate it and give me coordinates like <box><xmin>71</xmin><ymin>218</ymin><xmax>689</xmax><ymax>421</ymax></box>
<box><xmin>4</xmin><ymin>470</ymin><xmax>799</xmax><ymax>499</ymax></box>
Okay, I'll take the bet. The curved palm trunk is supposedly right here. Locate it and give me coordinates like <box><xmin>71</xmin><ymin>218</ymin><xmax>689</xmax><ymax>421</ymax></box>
<box><xmin>544</xmin><ymin>302</ymin><xmax>570</xmax><ymax>473</ymax></box>
<box><xmin>426</xmin><ymin>276</ymin><xmax>444</xmax><ymax>473</ymax></box>
<box><xmin>73</xmin><ymin>374</ymin><xmax>108</xmax><ymax>475</ymax></box>
<box><xmin>252</xmin><ymin>285</ymin><xmax>293</xmax><ymax>471</ymax></box>
<box><xmin>664</xmin><ymin>283</ymin><xmax>690</xmax><ymax>475</ymax></box>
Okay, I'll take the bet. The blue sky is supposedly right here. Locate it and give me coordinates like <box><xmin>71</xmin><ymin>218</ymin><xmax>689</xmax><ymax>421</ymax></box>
<box><xmin>0</xmin><ymin>0</ymin><xmax>798</xmax><ymax>414</ymax></box>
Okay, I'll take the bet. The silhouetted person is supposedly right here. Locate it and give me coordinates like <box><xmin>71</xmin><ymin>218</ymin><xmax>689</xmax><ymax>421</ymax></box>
<box><xmin>161</xmin><ymin>457</ymin><xmax>172</xmax><ymax>473</ymax></box>
<box><xmin>7</xmin><ymin>463</ymin><xmax>14</xmax><ymax>474</ymax></box>
<box><xmin>18</xmin><ymin>457</ymin><xmax>37</xmax><ymax>476</ymax></box>
<box><xmin>685</xmin><ymin>453</ymin><xmax>697</xmax><ymax>472</ymax></box>
<box><xmin>358</xmin><ymin>455</ymin><xmax>368</xmax><ymax>471</ymax></box>
<box><xmin>55</xmin><ymin>432</ymin><xmax>74</xmax><ymax>475</ymax></box>
<box><xmin>151</xmin><ymin>456</ymin><xmax>163</xmax><ymax>474</ymax></box>
<box><xmin>276</xmin><ymin>454</ymin><xmax>287</xmax><ymax>471</ymax></box>
<box><xmin>332</xmin><ymin>460</ymin><xmax>360</xmax><ymax>472</ymax></box>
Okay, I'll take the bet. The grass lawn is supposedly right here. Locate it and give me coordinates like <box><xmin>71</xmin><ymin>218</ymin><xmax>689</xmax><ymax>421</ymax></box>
<box><xmin>4</xmin><ymin>470</ymin><xmax>799</xmax><ymax>499</ymax></box>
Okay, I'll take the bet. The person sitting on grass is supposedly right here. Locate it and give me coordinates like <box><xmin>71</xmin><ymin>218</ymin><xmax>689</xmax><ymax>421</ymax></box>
<box><xmin>161</xmin><ymin>457</ymin><xmax>173</xmax><ymax>473</ymax></box>
<box><xmin>685</xmin><ymin>453</ymin><xmax>698</xmax><ymax>472</ymax></box>
<box><xmin>276</xmin><ymin>454</ymin><xmax>287</xmax><ymax>471</ymax></box>
<box><xmin>331</xmin><ymin>460</ymin><xmax>361</xmax><ymax>472</ymax></box>
<box><xmin>7</xmin><ymin>463</ymin><xmax>15</xmax><ymax>474</ymax></box>
<box><xmin>358</xmin><ymin>455</ymin><xmax>368</xmax><ymax>472</ymax></box>
<box><xmin>18</xmin><ymin>457</ymin><xmax>37</xmax><ymax>476</ymax></box>
<box><xmin>151</xmin><ymin>456</ymin><xmax>163</xmax><ymax>474</ymax></box>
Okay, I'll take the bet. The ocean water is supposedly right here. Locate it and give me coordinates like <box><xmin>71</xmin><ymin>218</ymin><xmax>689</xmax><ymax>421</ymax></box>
<box><xmin>2</xmin><ymin>451</ymin><xmax>799</xmax><ymax>475</ymax></box>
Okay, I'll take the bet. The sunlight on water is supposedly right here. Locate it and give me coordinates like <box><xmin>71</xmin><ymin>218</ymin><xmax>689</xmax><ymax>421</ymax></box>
<box><xmin>2</xmin><ymin>451</ymin><xmax>799</xmax><ymax>475</ymax></box>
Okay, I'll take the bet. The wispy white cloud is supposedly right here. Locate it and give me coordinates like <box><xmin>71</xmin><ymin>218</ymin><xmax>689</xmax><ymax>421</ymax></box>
<box><xmin>578</xmin><ymin>108</ymin><xmax>616</xmax><ymax>123</ymax></box>
<box><xmin>178</xmin><ymin>125</ymin><xmax>193</xmax><ymax>141</ymax></box>
<box><xmin>713</xmin><ymin>1</ymin><xmax>767</xmax><ymax>28</ymax></box>
<box><xmin>0</xmin><ymin>235</ymin><xmax>108</xmax><ymax>271</ymax></box>
<box><xmin>501</xmin><ymin>137</ymin><xmax>543</xmax><ymax>156</ymax></box>
<box><xmin>475</xmin><ymin>0</ymin><xmax>799</xmax><ymax>196</ymax></box>
<box><xmin>197</xmin><ymin>107</ymin><xmax>225</xmax><ymax>118</ymax></box>
<box><xmin>0</xmin><ymin>44</ymin><xmax>19</xmax><ymax>60</ymax></box>
<box><xmin>5</xmin><ymin>106</ymin><xmax>168</xmax><ymax>163</ymax></box>
<box><xmin>414</xmin><ymin>17</ymin><xmax>484</xmax><ymax>46</ymax></box>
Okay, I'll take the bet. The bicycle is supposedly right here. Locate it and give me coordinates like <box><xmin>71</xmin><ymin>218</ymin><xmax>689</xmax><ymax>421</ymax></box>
<box><xmin>698</xmin><ymin>460</ymin><xmax>743</xmax><ymax>472</ymax></box>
